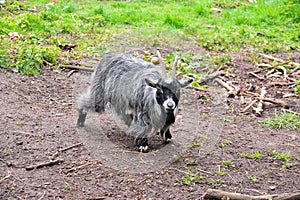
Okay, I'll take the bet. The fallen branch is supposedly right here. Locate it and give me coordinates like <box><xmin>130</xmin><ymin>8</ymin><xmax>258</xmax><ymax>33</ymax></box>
<box><xmin>0</xmin><ymin>174</ymin><xmax>11</xmax><ymax>184</ymax></box>
<box><xmin>258</xmin><ymin>53</ymin><xmax>300</xmax><ymax>68</ymax></box>
<box><xmin>170</xmin><ymin>167</ymin><xmax>212</xmax><ymax>176</ymax></box>
<box><xmin>260</xmin><ymin>97</ymin><xmax>287</xmax><ymax>106</ymax></box>
<box><xmin>60</xmin><ymin>142</ymin><xmax>83</xmax><ymax>152</ymax></box>
<box><xmin>51</xmin><ymin>142</ymin><xmax>84</xmax><ymax>159</ymax></box>
<box><xmin>243</xmin><ymin>91</ymin><xmax>260</xmax><ymax>97</ymax></box>
<box><xmin>60</xmin><ymin>65</ymin><xmax>94</xmax><ymax>72</ymax></box>
<box><xmin>265</xmin><ymin>68</ymin><xmax>276</xmax><ymax>76</ymax></box>
<box><xmin>267</xmin><ymin>71</ymin><xmax>282</xmax><ymax>78</ymax></box>
<box><xmin>214</xmin><ymin>78</ymin><xmax>237</xmax><ymax>97</ymax></box>
<box><xmin>253</xmin><ymin>87</ymin><xmax>267</xmax><ymax>116</ymax></box>
<box><xmin>256</xmin><ymin>63</ymin><xmax>272</xmax><ymax>68</ymax></box>
<box><xmin>241</xmin><ymin>99</ymin><xmax>258</xmax><ymax>113</ymax></box>
<box><xmin>249</xmin><ymin>72</ymin><xmax>265</xmax><ymax>80</ymax></box>
<box><xmin>282</xmin><ymin>109</ymin><xmax>300</xmax><ymax>116</ymax></box>
<box><xmin>197</xmin><ymin>71</ymin><xmax>220</xmax><ymax>84</ymax></box>
<box><xmin>26</xmin><ymin>159</ymin><xmax>64</xmax><ymax>171</ymax></box>
<box><xmin>268</xmin><ymin>82</ymin><xmax>294</xmax><ymax>87</ymax></box>
<box><xmin>86</xmin><ymin>197</ymin><xmax>106</xmax><ymax>200</ymax></box>
<box><xmin>277</xmin><ymin>66</ymin><xmax>288</xmax><ymax>80</ymax></box>
<box><xmin>203</xmin><ymin>189</ymin><xmax>300</xmax><ymax>200</ymax></box>
<box><xmin>171</xmin><ymin>167</ymin><xmax>197</xmax><ymax>177</ymax></box>
<box><xmin>67</xmin><ymin>70</ymin><xmax>77</xmax><ymax>77</ymax></box>
<box><xmin>66</xmin><ymin>161</ymin><xmax>93</xmax><ymax>173</ymax></box>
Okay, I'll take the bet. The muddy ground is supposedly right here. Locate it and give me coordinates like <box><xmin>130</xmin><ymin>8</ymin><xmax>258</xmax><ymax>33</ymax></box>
<box><xmin>0</xmin><ymin>51</ymin><xmax>299</xmax><ymax>199</ymax></box>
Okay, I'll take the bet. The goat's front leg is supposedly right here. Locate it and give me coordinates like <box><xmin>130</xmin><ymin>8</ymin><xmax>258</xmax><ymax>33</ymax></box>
<box><xmin>161</xmin><ymin>125</ymin><xmax>172</xmax><ymax>144</ymax></box>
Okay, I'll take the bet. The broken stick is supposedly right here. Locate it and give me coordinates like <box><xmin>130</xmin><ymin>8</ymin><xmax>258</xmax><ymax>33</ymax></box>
<box><xmin>214</xmin><ymin>78</ymin><xmax>238</xmax><ymax>97</ymax></box>
<box><xmin>241</xmin><ymin>99</ymin><xmax>258</xmax><ymax>113</ymax></box>
<box><xmin>253</xmin><ymin>87</ymin><xmax>267</xmax><ymax>116</ymax></box>
<box><xmin>203</xmin><ymin>188</ymin><xmax>300</xmax><ymax>200</ymax></box>
<box><xmin>60</xmin><ymin>142</ymin><xmax>83</xmax><ymax>152</ymax></box>
<box><xmin>197</xmin><ymin>71</ymin><xmax>220</xmax><ymax>84</ymax></box>
<box><xmin>60</xmin><ymin>65</ymin><xmax>94</xmax><ymax>72</ymax></box>
<box><xmin>26</xmin><ymin>159</ymin><xmax>64</xmax><ymax>171</ymax></box>
<box><xmin>258</xmin><ymin>53</ymin><xmax>300</xmax><ymax>68</ymax></box>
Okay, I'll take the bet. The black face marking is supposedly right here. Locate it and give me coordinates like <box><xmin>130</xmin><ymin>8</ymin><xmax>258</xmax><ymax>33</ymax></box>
<box><xmin>155</xmin><ymin>86</ymin><xmax>179</xmax><ymax>109</ymax></box>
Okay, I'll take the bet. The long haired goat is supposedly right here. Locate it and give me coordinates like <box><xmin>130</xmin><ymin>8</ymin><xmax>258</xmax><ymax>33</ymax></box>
<box><xmin>77</xmin><ymin>52</ymin><xmax>192</xmax><ymax>152</ymax></box>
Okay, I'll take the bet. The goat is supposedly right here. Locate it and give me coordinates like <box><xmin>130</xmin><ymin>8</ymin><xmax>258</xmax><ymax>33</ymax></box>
<box><xmin>77</xmin><ymin>52</ymin><xmax>192</xmax><ymax>152</ymax></box>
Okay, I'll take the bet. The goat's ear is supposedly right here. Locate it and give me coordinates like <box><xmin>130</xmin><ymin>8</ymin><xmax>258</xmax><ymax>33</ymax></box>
<box><xmin>180</xmin><ymin>79</ymin><xmax>193</xmax><ymax>88</ymax></box>
<box><xmin>145</xmin><ymin>78</ymin><xmax>160</xmax><ymax>89</ymax></box>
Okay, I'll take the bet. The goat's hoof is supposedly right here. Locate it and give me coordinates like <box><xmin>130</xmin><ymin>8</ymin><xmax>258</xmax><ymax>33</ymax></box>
<box><xmin>76</xmin><ymin>122</ymin><xmax>84</xmax><ymax>127</ymax></box>
<box><xmin>163</xmin><ymin>138</ymin><xmax>172</xmax><ymax>144</ymax></box>
<box><xmin>138</xmin><ymin>146</ymin><xmax>149</xmax><ymax>153</ymax></box>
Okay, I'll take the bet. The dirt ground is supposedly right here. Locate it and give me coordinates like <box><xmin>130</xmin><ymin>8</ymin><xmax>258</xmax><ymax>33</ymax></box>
<box><xmin>0</xmin><ymin>50</ymin><xmax>299</xmax><ymax>199</ymax></box>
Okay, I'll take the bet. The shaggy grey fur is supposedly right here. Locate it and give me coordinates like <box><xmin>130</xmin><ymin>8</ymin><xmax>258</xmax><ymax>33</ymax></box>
<box><xmin>77</xmin><ymin>53</ymin><xmax>192</xmax><ymax>151</ymax></box>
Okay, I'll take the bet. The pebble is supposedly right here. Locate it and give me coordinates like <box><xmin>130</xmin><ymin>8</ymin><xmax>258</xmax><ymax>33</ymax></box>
<box><xmin>270</xmin><ymin>185</ymin><xmax>277</xmax><ymax>190</ymax></box>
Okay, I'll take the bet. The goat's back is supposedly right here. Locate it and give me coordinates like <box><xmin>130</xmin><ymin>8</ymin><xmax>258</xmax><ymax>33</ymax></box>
<box><xmin>93</xmin><ymin>53</ymin><xmax>163</xmax><ymax>124</ymax></box>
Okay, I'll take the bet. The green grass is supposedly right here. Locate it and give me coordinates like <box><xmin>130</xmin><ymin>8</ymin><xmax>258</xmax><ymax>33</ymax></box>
<box><xmin>0</xmin><ymin>0</ymin><xmax>299</xmax><ymax>75</ymax></box>
<box><xmin>269</xmin><ymin>149</ymin><xmax>293</xmax><ymax>167</ymax></box>
<box><xmin>222</xmin><ymin>159</ymin><xmax>232</xmax><ymax>167</ymax></box>
<box><xmin>218</xmin><ymin>139</ymin><xmax>232</xmax><ymax>148</ymax></box>
<box><xmin>248</xmin><ymin>175</ymin><xmax>257</xmax><ymax>182</ymax></box>
<box><xmin>264</xmin><ymin>111</ymin><xmax>300</xmax><ymax>130</ymax></box>
<box><xmin>241</xmin><ymin>151</ymin><xmax>262</xmax><ymax>159</ymax></box>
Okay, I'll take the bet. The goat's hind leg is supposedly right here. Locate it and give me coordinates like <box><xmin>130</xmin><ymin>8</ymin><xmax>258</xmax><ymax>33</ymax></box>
<box><xmin>128</xmin><ymin>122</ymin><xmax>149</xmax><ymax>152</ymax></box>
<box><xmin>77</xmin><ymin>108</ymin><xmax>87</xmax><ymax>127</ymax></box>
<box><xmin>135</xmin><ymin>137</ymin><xmax>149</xmax><ymax>152</ymax></box>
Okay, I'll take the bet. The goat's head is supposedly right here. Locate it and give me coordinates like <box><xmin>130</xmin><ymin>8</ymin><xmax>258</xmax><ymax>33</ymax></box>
<box><xmin>145</xmin><ymin>51</ymin><xmax>193</xmax><ymax>113</ymax></box>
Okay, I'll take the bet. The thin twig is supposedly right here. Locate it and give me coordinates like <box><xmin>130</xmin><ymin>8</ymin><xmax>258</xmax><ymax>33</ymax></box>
<box><xmin>281</xmin><ymin>109</ymin><xmax>300</xmax><ymax>116</ymax></box>
<box><xmin>249</xmin><ymin>72</ymin><xmax>265</xmax><ymax>80</ymax></box>
<box><xmin>260</xmin><ymin>97</ymin><xmax>287</xmax><ymax>106</ymax></box>
<box><xmin>253</xmin><ymin>87</ymin><xmax>267</xmax><ymax>116</ymax></box>
<box><xmin>0</xmin><ymin>174</ymin><xmax>11</xmax><ymax>183</ymax></box>
<box><xmin>197</xmin><ymin>71</ymin><xmax>220</xmax><ymax>84</ymax></box>
<box><xmin>277</xmin><ymin>66</ymin><xmax>288</xmax><ymax>80</ymax></box>
<box><xmin>170</xmin><ymin>167</ymin><xmax>197</xmax><ymax>177</ymax></box>
<box><xmin>214</xmin><ymin>78</ymin><xmax>237</xmax><ymax>97</ymax></box>
<box><xmin>197</xmin><ymin>168</ymin><xmax>213</xmax><ymax>175</ymax></box>
<box><xmin>241</xmin><ymin>99</ymin><xmax>258</xmax><ymax>113</ymax></box>
<box><xmin>259</xmin><ymin>53</ymin><xmax>300</xmax><ymax>68</ymax></box>
<box><xmin>60</xmin><ymin>65</ymin><xmax>94</xmax><ymax>72</ymax></box>
<box><xmin>267</xmin><ymin>82</ymin><xmax>294</xmax><ymax>87</ymax></box>
<box><xmin>203</xmin><ymin>188</ymin><xmax>300</xmax><ymax>200</ymax></box>
<box><xmin>60</xmin><ymin>142</ymin><xmax>83</xmax><ymax>152</ymax></box>
<box><xmin>214</xmin><ymin>78</ymin><xmax>234</xmax><ymax>91</ymax></box>
<box><xmin>26</xmin><ymin>159</ymin><xmax>64</xmax><ymax>171</ymax></box>
<box><xmin>66</xmin><ymin>161</ymin><xmax>93</xmax><ymax>173</ymax></box>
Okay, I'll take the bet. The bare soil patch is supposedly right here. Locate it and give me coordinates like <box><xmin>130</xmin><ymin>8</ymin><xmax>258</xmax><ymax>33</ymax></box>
<box><xmin>0</xmin><ymin>51</ymin><xmax>299</xmax><ymax>199</ymax></box>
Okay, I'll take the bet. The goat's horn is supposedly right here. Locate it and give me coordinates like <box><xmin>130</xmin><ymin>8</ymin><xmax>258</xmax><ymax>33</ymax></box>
<box><xmin>156</xmin><ymin>50</ymin><xmax>167</xmax><ymax>79</ymax></box>
<box><xmin>172</xmin><ymin>55</ymin><xmax>178</xmax><ymax>79</ymax></box>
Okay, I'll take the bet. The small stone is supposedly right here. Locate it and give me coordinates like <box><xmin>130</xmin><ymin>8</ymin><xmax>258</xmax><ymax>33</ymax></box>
<box><xmin>16</xmin><ymin>141</ymin><xmax>23</xmax><ymax>145</ymax></box>
<box><xmin>270</xmin><ymin>185</ymin><xmax>277</xmax><ymax>190</ymax></box>
<box><xmin>151</xmin><ymin>57</ymin><xmax>159</xmax><ymax>65</ymax></box>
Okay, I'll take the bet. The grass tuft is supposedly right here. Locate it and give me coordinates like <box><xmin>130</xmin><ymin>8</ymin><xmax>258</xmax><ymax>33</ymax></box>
<box><xmin>264</xmin><ymin>111</ymin><xmax>300</xmax><ymax>130</ymax></box>
<box><xmin>0</xmin><ymin>0</ymin><xmax>299</xmax><ymax>75</ymax></box>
